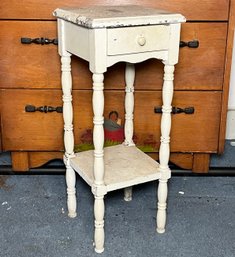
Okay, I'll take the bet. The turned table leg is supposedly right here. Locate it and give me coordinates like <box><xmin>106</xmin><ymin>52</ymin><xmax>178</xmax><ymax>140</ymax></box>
<box><xmin>92</xmin><ymin>73</ymin><xmax>106</xmax><ymax>253</ymax></box>
<box><xmin>123</xmin><ymin>63</ymin><xmax>135</xmax><ymax>201</ymax></box>
<box><xmin>124</xmin><ymin>63</ymin><xmax>135</xmax><ymax>146</ymax></box>
<box><xmin>157</xmin><ymin>64</ymin><xmax>174</xmax><ymax>233</ymax></box>
<box><xmin>61</xmin><ymin>55</ymin><xmax>77</xmax><ymax>218</ymax></box>
<box><xmin>124</xmin><ymin>187</ymin><xmax>133</xmax><ymax>201</ymax></box>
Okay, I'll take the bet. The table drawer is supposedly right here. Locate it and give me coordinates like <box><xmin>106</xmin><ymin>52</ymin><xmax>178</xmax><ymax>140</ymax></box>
<box><xmin>107</xmin><ymin>25</ymin><xmax>170</xmax><ymax>56</ymax></box>
<box><xmin>1</xmin><ymin>89</ymin><xmax>221</xmax><ymax>153</ymax></box>
<box><xmin>0</xmin><ymin>0</ymin><xmax>229</xmax><ymax>21</ymax></box>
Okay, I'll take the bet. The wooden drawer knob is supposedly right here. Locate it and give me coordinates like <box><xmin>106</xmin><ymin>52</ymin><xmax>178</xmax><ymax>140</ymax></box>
<box><xmin>137</xmin><ymin>36</ymin><xmax>146</xmax><ymax>46</ymax></box>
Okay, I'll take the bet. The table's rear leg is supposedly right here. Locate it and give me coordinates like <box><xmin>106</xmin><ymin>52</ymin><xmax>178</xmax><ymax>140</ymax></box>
<box><xmin>123</xmin><ymin>63</ymin><xmax>135</xmax><ymax>201</ymax></box>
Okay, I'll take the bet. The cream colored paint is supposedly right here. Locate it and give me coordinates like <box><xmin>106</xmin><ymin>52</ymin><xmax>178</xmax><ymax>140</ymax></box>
<box><xmin>55</xmin><ymin>5</ymin><xmax>185</xmax><ymax>253</ymax></box>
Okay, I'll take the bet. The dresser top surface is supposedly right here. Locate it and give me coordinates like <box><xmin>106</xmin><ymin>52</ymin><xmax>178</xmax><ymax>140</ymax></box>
<box><xmin>53</xmin><ymin>5</ymin><xmax>185</xmax><ymax>28</ymax></box>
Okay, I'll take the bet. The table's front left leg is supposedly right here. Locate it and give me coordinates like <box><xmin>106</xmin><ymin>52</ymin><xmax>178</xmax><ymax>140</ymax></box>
<box><xmin>157</xmin><ymin>64</ymin><xmax>174</xmax><ymax>233</ymax></box>
<box><xmin>61</xmin><ymin>55</ymin><xmax>77</xmax><ymax>219</ymax></box>
<box><xmin>92</xmin><ymin>73</ymin><xmax>106</xmax><ymax>253</ymax></box>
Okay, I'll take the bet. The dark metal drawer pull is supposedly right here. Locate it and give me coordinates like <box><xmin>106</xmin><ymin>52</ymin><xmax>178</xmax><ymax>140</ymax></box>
<box><xmin>21</xmin><ymin>37</ymin><xmax>58</xmax><ymax>45</ymax></box>
<box><xmin>25</xmin><ymin>105</ymin><xmax>62</xmax><ymax>113</ymax></box>
<box><xmin>154</xmin><ymin>106</ymin><xmax>195</xmax><ymax>114</ymax></box>
<box><xmin>180</xmin><ymin>40</ymin><xmax>199</xmax><ymax>48</ymax></box>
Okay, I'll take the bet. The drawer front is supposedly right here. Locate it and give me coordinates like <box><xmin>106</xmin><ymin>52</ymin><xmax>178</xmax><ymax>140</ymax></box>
<box><xmin>0</xmin><ymin>21</ymin><xmax>60</xmax><ymax>89</ymax></box>
<box><xmin>1</xmin><ymin>90</ymin><xmax>64</xmax><ymax>151</ymax></box>
<box><xmin>104</xmin><ymin>91</ymin><xmax>222</xmax><ymax>153</ymax></box>
<box><xmin>0</xmin><ymin>0</ymin><xmax>229</xmax><ymax>21</ymax></box>
<box><xmin>0</xmin><ymin>89</ymin><xmax>95</xmax><ymax>151</ymax></box>
<box><xmin>0</xmin><ymin>20</ymin><xmax>125</xmax><ymax>90</ymax></box>
<box><xmin>0</xmin><ymin>21</ymin><xmax>227</xmax><ymax>91</ymax></box>
<box><xmin>105</xmin><ymin>22</ymin><xmax>227</xmax><ymax>91</ymax></box>
<box><xmin>0</xmin><ymin>21</ymin><xmax>93</xmax><ymax>89</ymax></box>
<box><xmin>107</xmin><ymin>25</ymin><xmax>170</xmax><ymax>56</ymax></box>
<box><xmin>1</xmin><ymin>89</ymin><xmax>221</xmax><ymax>153</ymax></box>
<box><xmin>135</xmin><ymin>91</ymin><xmax>222</xmax><ymax>152</ymax></box>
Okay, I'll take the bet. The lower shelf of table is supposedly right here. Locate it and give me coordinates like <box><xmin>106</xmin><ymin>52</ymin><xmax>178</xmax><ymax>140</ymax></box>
<box><xmin>70</xmin><ymin>144</ymin><xmax>160</xmax><ymax>192</ymax></box>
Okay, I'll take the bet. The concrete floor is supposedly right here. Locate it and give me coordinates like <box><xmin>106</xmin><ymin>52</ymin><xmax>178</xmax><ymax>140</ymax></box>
<box><xmin>0</xmin><ymin>175</ymin><xmax>234</xmax><ymax>257</ymax></box>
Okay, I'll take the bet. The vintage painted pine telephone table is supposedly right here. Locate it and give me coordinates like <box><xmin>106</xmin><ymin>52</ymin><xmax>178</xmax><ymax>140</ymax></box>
<box><xmin>54</xmin><ymin>5</ymin><xmax>185</xmax><ymax>253</ymax></box>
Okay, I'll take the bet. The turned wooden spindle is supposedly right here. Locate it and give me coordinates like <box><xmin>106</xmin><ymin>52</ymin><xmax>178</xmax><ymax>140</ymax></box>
<box><xmin>124</xmin><ymin>63</ymin><xmax>135</xmax><ymax>146</ymax></box>
<box><xmin>61</xmin><ymin>55</ymin><xmax>77</xmax><ymax>218</ymax></box>
<box><xmin>157</xmin><ymin>64</ymin><xmax>174</xmax><ymax>233</ymax></box>
<box><xmin>123</xmin><ymin>63</ymin><xmax>135</xmax><ymax>201</ymax></box>
<box><xmin>92</xmin><ymin>73</ymin><xmax>105</xmax><ymax>253</ymax></box>
<box><xmin>124</xmin><ymin>187</ymin><xmax>133</xmax><ymax>201</ymax></box>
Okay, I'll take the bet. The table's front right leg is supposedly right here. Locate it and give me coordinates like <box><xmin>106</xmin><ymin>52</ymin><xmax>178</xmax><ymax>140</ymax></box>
<box><xmin>157</xmin><ymin>64</ymin><xmax>174</xmax><ymax>233</ymax></box>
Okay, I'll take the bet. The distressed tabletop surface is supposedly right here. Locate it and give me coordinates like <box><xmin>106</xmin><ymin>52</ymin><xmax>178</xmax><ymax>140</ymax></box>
<box><xmin>53</xmin><ymin>5</ymin><xmax>185</xmax><ymax>28</ymax></box>
<box><xmin>70</xmin><ymin>144</ymin><xmax>161</xmax><ymax>192</ymax></box>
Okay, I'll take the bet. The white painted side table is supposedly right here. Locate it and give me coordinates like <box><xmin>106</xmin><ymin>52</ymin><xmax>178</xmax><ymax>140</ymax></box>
<box><xmin>54</xmin><ymin>5</ymin><xmax>185</xmax><ymax>253</ymax></box>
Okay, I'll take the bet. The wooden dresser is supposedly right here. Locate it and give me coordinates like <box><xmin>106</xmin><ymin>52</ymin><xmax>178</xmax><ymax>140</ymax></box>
<box><xmin>0</xmin><ymin>0</ymin><xmax>234</xmax><ymax>172</ymax></box>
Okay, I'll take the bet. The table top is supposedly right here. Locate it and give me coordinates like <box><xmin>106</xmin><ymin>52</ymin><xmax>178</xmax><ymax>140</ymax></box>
<box><xmin>53</xmin><ymin>5</ymin><xmax>186</xmax><ymax>28</ymax></box>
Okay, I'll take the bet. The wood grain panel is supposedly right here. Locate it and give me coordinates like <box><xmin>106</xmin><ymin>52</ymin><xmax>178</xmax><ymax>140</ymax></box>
<box><xmin>0</xmin><ymin>0</ymin><xmax>229</xmax><ymax>21</ymax></box>
<box><xmin>0</xmin><ymin>89</ymin><xmax>2</xmax><ymax>151</ymax></box>
<box><xmin>29</xmin><ymin>152</ymin><xmax>63</xmax><ymax>168</ymax></box>
<box><xmin>134</xmin><ymin>22</ymin><xmax>227</xmax><ymax>90</ymax></box>
<box><xmin>148</xmin><ymin>152</ymin><xmax>193</xmax><ymax>170</ymax></box>
<box><xmin>0</xmin><ymin>21</ymin><xmax>125</xmax><ymax>90</ymax></box>
<box><xmin>192</xmin><ymin>153</ymin><xmax>210</xmax><ymax>173</ymax></box>
<box><xmin>1</xmin><ymin>89</ymin><xmax>221</xmax><ymax>152</ymax></box>
<box><xmin>0</xmin><ymin>21</ymin><xmax>88</xmax><ymax>89</ymax></box>
<box><xmin>1</xmin><ymin>89</ymin><xmax>64</xmax><ymax>151</ymax></box>
<box><xmin>0</xmin><ymin>21</ymin><xmax>227</xmax><ymax>91</ymax></box>
<box><xmin>219</xmin><ymin>0</ymin><xmax>235</xmax><ymax>153</ymax></box>
<box><xmin>135</xmin><ymin>91</ymin><xmax>222</xmax><ymax>152</ymax></box>
<box><xmin>11</xmin><ymin>152</ymin><xmax>29</xmax><ymax>172</ymax></box>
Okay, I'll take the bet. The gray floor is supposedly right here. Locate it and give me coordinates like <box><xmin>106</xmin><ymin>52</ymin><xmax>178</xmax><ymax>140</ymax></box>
<box><xmin>0</xmin><ymin>175</ymin><xmax>234</xmax><ymax>257</ymax></box>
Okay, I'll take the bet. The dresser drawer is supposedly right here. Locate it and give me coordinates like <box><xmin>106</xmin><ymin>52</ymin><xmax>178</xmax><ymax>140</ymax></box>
<box><xmin>0</xmin><ymin>0</ymin><xmax>229</xmax><ymax>21</ymax></box>
<box><xmin>105</xmin><ymin>91</ymin><xmax>222</xmax><ymax>152</ymax></box>
<box><xmin>0</xmin><ymin>21</ymin><xmax>94</xmax><ymax>89</ymax></box>
<box><xmin>76</xmin><ymin>90</ymin><xmax>222</xmax><ymax>153</ymax></box>
<box><xmin>106</xmin><ymin>22</ymin><xmax>227</xmax><ymax>91</ymax></box>
<box><xmin>0</xmin><ymin>89</ymin><xmax>221</xmax><ymax>153</ymax></box>
<box><xmin>107</xmin><ymin>25</ymin><xmax>170</xmax><ymax>56</ymax></box>
<box><xmin>0</xmin><ymin>89</ymin><xmax>95</xmax><ymax>151</ymax></box>
<box><xmin>0</xmin><ymin>20</ymin><xmax>123</xmax><ymax>90</ymax></box>
<box><xmin>1</xmin><ymin>90</ymin><xmax>64</xmax><ymax>151</ymax></box>
<box><xmin>0</xmin><ymin>21</ymin><xmax>60</xmax><ymax>89</ymax></box>
<box><xmin>0</xmin><ymin>21</ymin><xmax>227</xmax><ymax>91</ymax></box>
